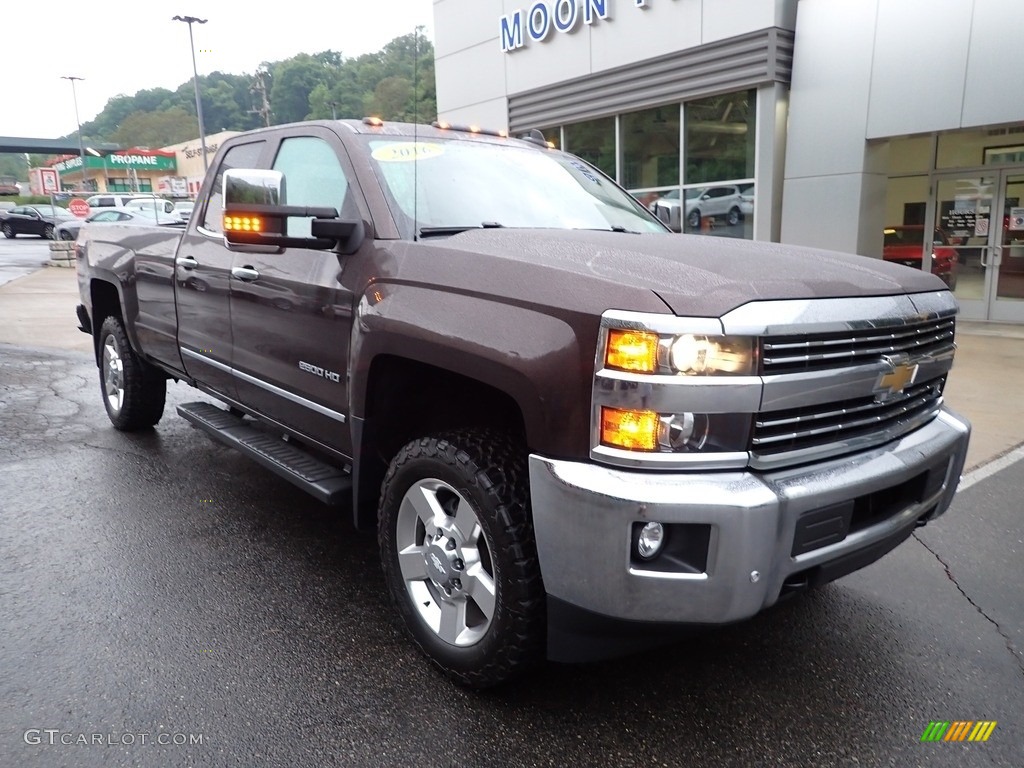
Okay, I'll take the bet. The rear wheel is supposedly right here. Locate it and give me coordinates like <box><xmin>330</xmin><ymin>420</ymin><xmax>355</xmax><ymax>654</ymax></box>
<box><xmin>43</xmin><ymin>224</ymin><xmax>55</xmax><ymax>239</ymax></box>
<box><xmin>378</xmin><ymin>429</ymin><xmax>545</xmax><ymax>688</ymax></box>
<box><xmin>2</xmin><ymin>223</ymin><xmax>14</xmax><ymax>238</ymax></box>
<box><xmin>98</xmin><ymin>315</ymin><xmax>167</xmax><ymax>431</ymax></box>
<box><xmin>727</xmin><ymin>206</ymin><xmax>741</xmax><ymax>226</ymax></box>
<box><xmin>59</xmin><ymin>229</ymin><xmax>75</xmax><ymax>241</ymax></box>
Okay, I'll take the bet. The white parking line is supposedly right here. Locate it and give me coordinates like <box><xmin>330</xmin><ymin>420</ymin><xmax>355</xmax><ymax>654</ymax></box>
<box><xmin>958</xmin><ymin>443</ymin><xmax>1024</xmax><ymax>493</ymax></box>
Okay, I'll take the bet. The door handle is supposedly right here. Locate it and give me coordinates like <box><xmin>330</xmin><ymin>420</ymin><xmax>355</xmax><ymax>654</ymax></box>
<box><xmin>231</xmin><ymin>266</ymin><xmax>260</xmax><ymax>282</ymax></box>
<box><xmin>980</xmin><ymin>247</ymin><xmax>1002</xmax><ymax>268</ymax></box>
<box><xmin>178</xmin><ymin>256</ymin><xmax>198</xmax><ymax>271</ymax></box>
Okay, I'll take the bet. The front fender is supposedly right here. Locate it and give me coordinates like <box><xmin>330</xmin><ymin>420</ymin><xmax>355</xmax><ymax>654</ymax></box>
<box><xmin>350</xmin><ymin>282</ymin><xmax>599</xmax><ymax>459</ymax></box>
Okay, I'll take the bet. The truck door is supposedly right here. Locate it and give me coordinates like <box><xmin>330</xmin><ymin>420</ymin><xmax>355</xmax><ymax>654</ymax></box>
<box><xmin>175</xmin><ymin>140</ymin><xmax>267</xmax><ymax>398</ymax></box>
<box><xmin>228</xmin><ymin>131</ymin><xmax>361</xmax><ymax>456</ymax></box>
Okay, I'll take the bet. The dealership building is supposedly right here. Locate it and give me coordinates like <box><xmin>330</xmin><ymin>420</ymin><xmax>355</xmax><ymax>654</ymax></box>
<box><xmin>432</xmin><ymin>0</ymin><xmax>1024</xmax><ymax>324</ymax></box>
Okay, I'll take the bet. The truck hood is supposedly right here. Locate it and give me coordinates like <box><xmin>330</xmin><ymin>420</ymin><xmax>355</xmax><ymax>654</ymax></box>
<box><xmin>434</xmin><ymin>229</ymin><xmax>947</xmax><ymax>317</ymax></box>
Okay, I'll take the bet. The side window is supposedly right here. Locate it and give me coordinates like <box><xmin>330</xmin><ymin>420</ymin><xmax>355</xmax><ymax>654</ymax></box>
<box><xmin>201</xmin><ymin>141</ymin><xmax>266</xmax><ymax>233</ymax></box>
<box><xmin>93</xmin><ymin>211</ymin><xmax>119</xmax><ymax>221</ymax></box>
<box><xmin>272</xmin><ymin>136</ymin><xmax>352</xmax><ymax>237</ymax></box>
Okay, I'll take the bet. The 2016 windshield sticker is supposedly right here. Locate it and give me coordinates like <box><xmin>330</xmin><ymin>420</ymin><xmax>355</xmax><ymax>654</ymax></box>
<box><xmin>371</xmin><ymin>143</ymin><xmax>445</xmax><ymax>163</ymax></box>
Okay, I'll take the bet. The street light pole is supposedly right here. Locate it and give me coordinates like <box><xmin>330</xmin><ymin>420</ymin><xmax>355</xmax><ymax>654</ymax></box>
<box><xmin>61</xmin><ymin>75</ymin><xmax>87</xmax><ymax>191</ymax></box>
<box><xmin>172</xmin><ymin>15</ymin><xmax>209</xmax><ymax>171</ymax></box>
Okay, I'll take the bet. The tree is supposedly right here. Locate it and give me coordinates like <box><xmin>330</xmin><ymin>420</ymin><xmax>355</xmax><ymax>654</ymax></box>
<box><xmin>51</xmin><ymin>33</ymin><xmax>438</xmax><ymax>147</ymax></box>
<box><xmin>269</xmin><ymin>53</ymin><xmax>339</xmax><ymax>124</ymax></box>
<box><xmin>112</xmin><ymin>107</ymin><xmax>198</xmax><ymax>148</ymax></box>
<box><xmin>0</xmin><ymin>153</ymin><xmax>28</xmax><ymax>181</ymax></box>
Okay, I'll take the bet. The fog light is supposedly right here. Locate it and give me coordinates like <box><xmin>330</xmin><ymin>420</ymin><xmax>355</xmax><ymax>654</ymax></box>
<box><xmin>636</xmin><ymin>522</ymin><xmax>665</xmax><ymax>560</ymax></box>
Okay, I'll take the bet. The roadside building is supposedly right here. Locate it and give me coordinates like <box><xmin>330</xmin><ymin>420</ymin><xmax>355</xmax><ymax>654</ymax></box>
<box><xmin>162</xmin><ymin>131</ymin><xmax>240</xmax><ymax>197</ymax></box>
<box><xmin>432</xmin><ymin>0</ymin><xmax>1024</xmax><ymax>324</ymax></box>
<box><xmin>50</xmin><ymin>148</ymin><xmax>178</xmax><ymax>195</ymax></box>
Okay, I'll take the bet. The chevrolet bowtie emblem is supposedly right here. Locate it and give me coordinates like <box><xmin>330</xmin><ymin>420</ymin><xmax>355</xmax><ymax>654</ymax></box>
<box><xmin>875</xmin><ymin>355</ymin><xmax>919</xmax><ymax>401</ymax></box>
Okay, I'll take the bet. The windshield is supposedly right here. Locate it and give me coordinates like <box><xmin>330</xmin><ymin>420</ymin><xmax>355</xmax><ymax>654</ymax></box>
<box><xmin>35</xmin><ymin>206</ymin><xmax>74</xmax><ymax>219</ymax></box>
<box><xmin>364</xmin><ymin>138</ymin><xmax>667</xmax><ymax>237</ymax></box>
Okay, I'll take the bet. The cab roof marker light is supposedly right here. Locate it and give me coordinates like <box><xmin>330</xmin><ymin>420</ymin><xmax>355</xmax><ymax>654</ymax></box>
<box><xmin>363</xmin><ymin>116</ymin><xmax>384</xmax><ymax>127</ymax></box>
<box><xmin>430</xmin><ymin>121</ymin><xmax>507</xmax><ymax>137</ymax></box>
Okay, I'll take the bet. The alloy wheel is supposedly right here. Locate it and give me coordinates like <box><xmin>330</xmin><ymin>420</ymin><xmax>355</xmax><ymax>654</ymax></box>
<box><xmin>102</xmin><ymin>334</ymin><xmax>125</xmax><ymax>415</ymax></box>
<box><xmin>394</xmin><ymin>478</ymin><xmax>496</xmax><ymax>647</ymax></box>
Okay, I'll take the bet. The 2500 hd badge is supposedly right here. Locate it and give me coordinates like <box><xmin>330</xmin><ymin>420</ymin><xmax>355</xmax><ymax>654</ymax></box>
<box><xmin>299</xmin><ymin>360</ymin><xmax>341</xmax><ymax>383</ymax></box>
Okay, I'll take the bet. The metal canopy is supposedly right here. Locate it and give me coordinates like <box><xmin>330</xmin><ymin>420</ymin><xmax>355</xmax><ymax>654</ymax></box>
<box><xmin>0</xmin><ymin>137</ymin><xmax>121</xmax><ymax>155</ymax></box>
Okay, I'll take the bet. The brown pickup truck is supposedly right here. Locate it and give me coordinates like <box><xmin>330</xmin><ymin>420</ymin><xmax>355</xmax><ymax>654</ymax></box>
<box><xmin>75</xmin><ymin>118</ymin><xmax>971</xmax><ymax>687</ymax></box>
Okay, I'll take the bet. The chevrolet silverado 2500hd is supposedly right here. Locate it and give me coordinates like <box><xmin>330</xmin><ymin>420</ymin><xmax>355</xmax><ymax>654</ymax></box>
<box><xmin>75</xmin><ymin>118</ymin><xmax>971</xmax><ymax>688</ymax></box>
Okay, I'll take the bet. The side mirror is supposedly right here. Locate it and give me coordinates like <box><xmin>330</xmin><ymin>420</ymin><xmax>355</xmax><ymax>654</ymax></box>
<box><xmin>222</xmin><ymin>168</ymin><xmax>364</xmax><ymax>253</ymax></box>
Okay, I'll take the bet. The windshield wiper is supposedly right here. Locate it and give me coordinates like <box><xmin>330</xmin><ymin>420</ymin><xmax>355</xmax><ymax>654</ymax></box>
<box><xmin>576</xmin><ymin>225</ymin><xmax>639</xmax><ymax>234</ymax></box>
<box><xmin>418</xmin><ymin>222</ymin><xmax>505</xmax><ymax>238</ymax></box>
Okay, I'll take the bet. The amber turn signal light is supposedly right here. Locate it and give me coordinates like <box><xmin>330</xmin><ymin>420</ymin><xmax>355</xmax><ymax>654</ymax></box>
<box><xmin>223</xmin><ymin>215</ymin><xmax>263</xmax><ymax>233</ymax></box>
<box><xmin>601</xmin><ymin>407</ymin><xmax>660</xmax><ymax>451</ymax></box>
<box><xmin>605</xmin><ymin>330</ymin><xmax>660</xmax><ymax>373</ymax></box>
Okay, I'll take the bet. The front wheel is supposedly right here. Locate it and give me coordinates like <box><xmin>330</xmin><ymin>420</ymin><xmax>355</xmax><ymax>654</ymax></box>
<box><xmin>97</xmin><ymin>315</ymin><xmax>167</xmax><ymax>430</ymax></box>
<box><xmin>687</xmin><ymin>209</ymin><xmax>701</xmax><ymax>230</ymax></box>
<box><xmin>59</xmin><ymin>229</ymin><xmax>75</xmax><ymax>241</ymax></box>
<box><xmin>378</xmin><ymin>430</ymin><xmax>545</xmax><ymax>688</ymax></box>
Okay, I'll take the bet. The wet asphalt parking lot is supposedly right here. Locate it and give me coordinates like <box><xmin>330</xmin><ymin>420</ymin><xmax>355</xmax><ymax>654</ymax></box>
<box><xmin>0</xmin><ymin>257</ymin><xmax>1021</xmax><ymax>768</ymax></box>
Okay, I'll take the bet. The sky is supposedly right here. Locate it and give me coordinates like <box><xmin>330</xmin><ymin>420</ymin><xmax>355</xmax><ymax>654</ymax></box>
<box><xmin>1</xmin><ymin>0</ymin><xmax>435</xmax><ymax>139</ymax></box>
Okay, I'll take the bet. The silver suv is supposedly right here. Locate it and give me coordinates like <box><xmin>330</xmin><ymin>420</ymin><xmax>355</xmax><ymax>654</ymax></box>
<box><xmin>651</xmin><ymin>185</ymin><xmax>745</xmax><ymax>232</ymax></box>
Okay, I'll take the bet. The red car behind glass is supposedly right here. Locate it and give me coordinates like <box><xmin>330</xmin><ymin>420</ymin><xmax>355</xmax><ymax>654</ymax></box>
<box><xmin>883</xmin><ymin>225</ymin><xmax>958</xmax><ymax>290</ymax></box>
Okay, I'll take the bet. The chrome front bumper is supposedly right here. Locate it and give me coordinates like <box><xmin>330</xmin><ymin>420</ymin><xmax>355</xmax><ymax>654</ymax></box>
<box><xmin>529</xmin><ymin>408</ymin><xmax>970</xmax><ymax>626</ymax></box>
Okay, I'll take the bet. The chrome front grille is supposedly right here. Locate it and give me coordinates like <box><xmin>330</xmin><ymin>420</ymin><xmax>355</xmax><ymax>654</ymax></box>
<box><xmin>760</xmin><ymin>317</ymin><xmax>955</xmax><ymax>375</ymax></box>
<box><xmin>752</xmin><ymin>378</ymin><xmax>946</xmax><ymax>459</ymax></box>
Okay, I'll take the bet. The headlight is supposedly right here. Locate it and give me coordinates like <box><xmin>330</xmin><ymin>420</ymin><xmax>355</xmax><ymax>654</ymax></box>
<box><xmin>604</xmin><ymin>330</ymin><xmax>755</xmax><ymax>375</ymax></box>
<box><xmin>669</xmin><ymin>334</ymin><xmax>753</xmax><ymax>374</ymax></box>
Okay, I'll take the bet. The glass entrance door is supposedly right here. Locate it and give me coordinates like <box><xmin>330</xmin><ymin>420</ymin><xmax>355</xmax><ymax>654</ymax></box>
<box><xmin>992</xmin><ymin>172</ymin><xmax>1024</xmax><ymax>322</ymax></box>
<box><xmin>930</xmin><ymin>169</ymin><xmax>1024</xmax><ymax>322</ymax></box>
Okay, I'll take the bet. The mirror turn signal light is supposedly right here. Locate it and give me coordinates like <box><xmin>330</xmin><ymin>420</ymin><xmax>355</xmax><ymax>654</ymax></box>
<box><xmin>601</xmin><ymin>407</ymin><xmax>659</xmax><ymax>451</ymax></box>
<box><xmin>605</xmin><ymin>329</ymin><xmax>660</xmax><ymax>373</ymax></box>
<box><xmin>223</xmin><ymin>215</ymin><xmax>263</xmax><ymax>233</ymax></box>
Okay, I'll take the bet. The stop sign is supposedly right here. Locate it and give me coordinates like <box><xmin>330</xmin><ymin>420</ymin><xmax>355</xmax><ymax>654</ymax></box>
<box><xmin>69</xmin><ymin>199</ymin><xmax>90</xmax><ymax>218</ymax></box>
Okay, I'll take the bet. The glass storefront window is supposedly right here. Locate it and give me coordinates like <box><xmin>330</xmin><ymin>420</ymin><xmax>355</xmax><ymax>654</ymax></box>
<box><xmin>563</xmin><ymin>116</ymin><xmax>616</xmax><ymax>180</ymax></box>
<box><xmin>887</xmin><ymin>136</ymin><xmax>933</xmax><ymax>175</ymax></box>
<box><xmin>620</xmin><ymin>106</ymin><xmax>679</xmax><ymax>190</ymax></box>
<box><xmin>684</xmin><ymin>90</ymin><xmax>755</xmax><ymax>185</ymax></box>
<box><xmin>937</xmin><ymin>125</ymin><xmax>1024</xmax><ymax>169</ymax></box>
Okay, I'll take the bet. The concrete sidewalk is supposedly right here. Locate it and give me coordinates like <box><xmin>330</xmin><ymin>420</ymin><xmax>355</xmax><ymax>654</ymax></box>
<box><xmin>1</xmin><ymin>265</ymin><xmax>1021</xmax><ymax>471</ymax></box>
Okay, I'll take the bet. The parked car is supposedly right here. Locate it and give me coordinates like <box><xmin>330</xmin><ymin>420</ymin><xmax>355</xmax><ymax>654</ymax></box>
<box><xmin>173</xmin><ymin>200</ymin><xmax>195</xmax><ymax>219</ymax></box>
<box><xmin>0</xmin><ymin>176</ymin><xmax>21</xmax><ymax>196</ymax></box>
<box><xmin>123</xmin><ymin>197</ymin><xmax>180</xmax><ymax>219</ymax></box>
<box><xmin>738</xmin><ymin>183</ymin><xmax>755</xmax><ymax>218</ymax></box>
<box><xmin>882</xmin><ymin>225</ymin><xmax>958</xmax><ymax>289</ymax></box>
<box><xmin>0</xmin><ymin>204</ymin><xmax>76</xmax><ymax>239</ymax></box>
<box><xmin>85</xmin><ymin>194</ymin><xmax>144</xmax><ymax>210</ymax></box>
<box><xmin>55</xmin><ymin>207</ymin><xmax>186</xmax><ymax>240</ymax></box>
<box><xmin>74</xmin><ymin>118</ymin><xmax>969</xmax><ymax>688</ymax></box>
<box><xmin>650</xmin><ymin>185</ymin><xmax>746</xmax><ymax>232</ymax></box>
